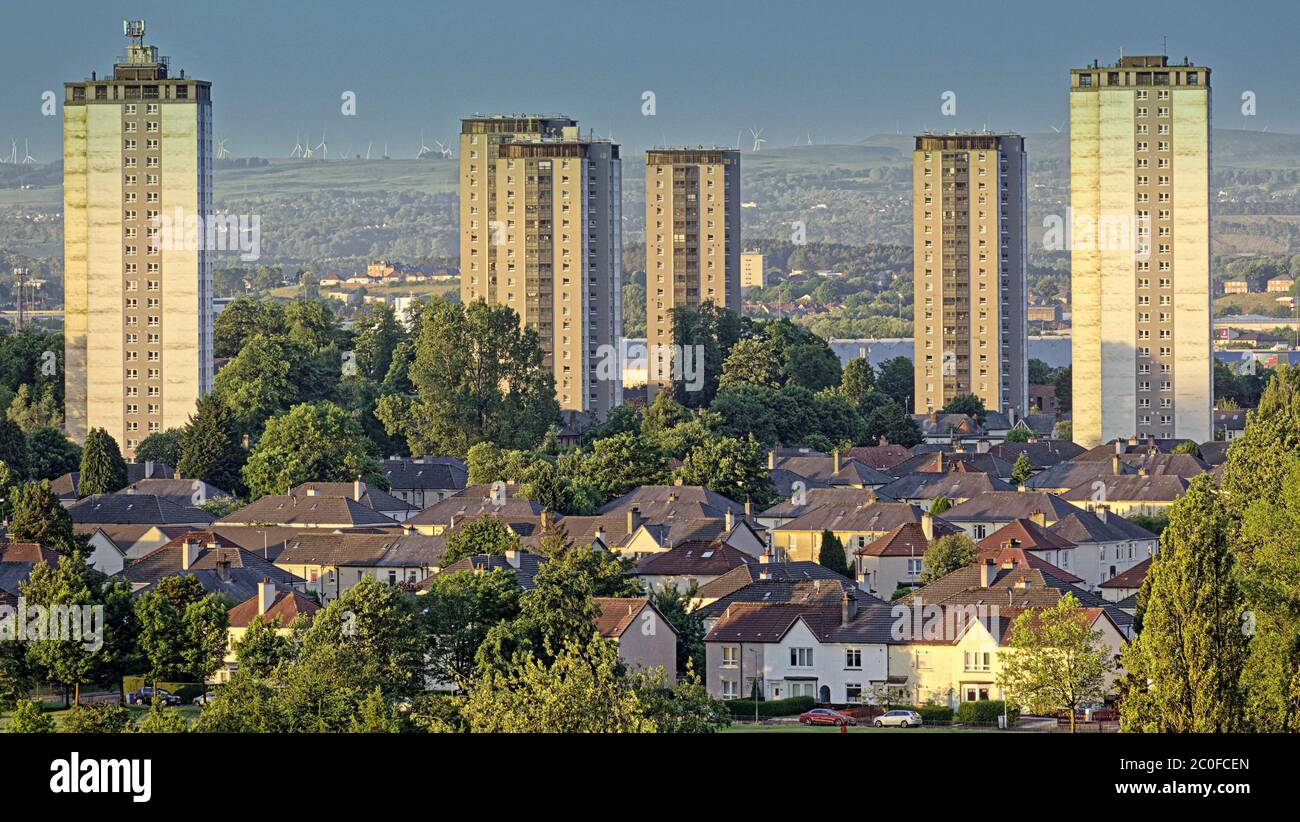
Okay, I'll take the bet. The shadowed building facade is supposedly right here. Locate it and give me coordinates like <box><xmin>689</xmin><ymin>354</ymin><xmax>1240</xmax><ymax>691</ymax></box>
<box><xmin>459</xmin><ymin>116</ymin><xmax>621</xmax><ymax>413</ymax></box>
<box><xmin>912</xmin><ymin>133</ymin><xmax>1027</xmax><ymax>418</ymax></box>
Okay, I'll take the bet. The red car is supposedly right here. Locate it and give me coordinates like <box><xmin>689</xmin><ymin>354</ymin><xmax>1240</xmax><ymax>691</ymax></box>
<box><xmin>799</xmin><ymin>708</ymin><xmax>856</xmax><ymax>726</ymax></box>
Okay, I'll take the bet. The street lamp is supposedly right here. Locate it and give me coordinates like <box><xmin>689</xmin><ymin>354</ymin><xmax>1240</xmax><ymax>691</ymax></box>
<box><xmin>748</xmin><ymin>647</ymin><xmax>762</xmax><ymax>725</ymax></box>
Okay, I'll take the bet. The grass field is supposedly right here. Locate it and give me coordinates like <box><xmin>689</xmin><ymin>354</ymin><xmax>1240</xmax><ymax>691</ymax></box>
<box><xmin>0</xmin><ymin>702</ymin><xmax>201</xmax><ymax>731</ymax></box>
<box><xmin>722</xmin><ymin>722</ymin><xmax>982</xmax><ymax>734</ymax></box>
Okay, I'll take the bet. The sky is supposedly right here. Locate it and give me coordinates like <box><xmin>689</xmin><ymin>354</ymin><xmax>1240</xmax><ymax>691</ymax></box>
<box><xmin>2</xmin><ymin>0</ymin><xmax>1298</xmax><ymax>162</ymax></box>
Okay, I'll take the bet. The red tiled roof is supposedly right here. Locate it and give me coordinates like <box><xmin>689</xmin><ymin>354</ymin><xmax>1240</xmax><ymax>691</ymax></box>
<box><xmin>228</xmin><ymin>589</ymin><xmax>322</xmax><ymax>628</ymax></box>
<box><xmin>977</xmin><ymin>518</ymin><xmax>1075</xmax><ymax>553</ymax></box>
<box><xmin>1099</xmin><ymin>557</ymin><xmax>1153</xmax><ymax>589</ymax></box>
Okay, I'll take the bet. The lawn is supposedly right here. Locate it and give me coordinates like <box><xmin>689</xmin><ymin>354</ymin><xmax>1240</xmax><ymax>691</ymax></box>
<box><xmin>0</xmin><ymin>702</ymin><xmax>202</xmax><ymax>731</ymax></box>
<box><xmin>721</xmin><ymin>722</ymin><xmax>982</xmax><ymax>734</ymax></box>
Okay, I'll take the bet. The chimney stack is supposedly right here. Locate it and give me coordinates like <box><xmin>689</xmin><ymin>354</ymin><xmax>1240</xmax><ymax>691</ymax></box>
<box><xmin>627</xmin><ymin>506</ymin><xmax>642</xmax><ymax>534</ymax></box>
<box><xmin>181</xmin><ymin>538</ymin><xmax>201</xmax><ymax>570</ymax></box>
<box><xmin>1114</xmin><ymin>439</ymin><xmax>1124</xmax><ymax>456</ymax></box>
<box><xmin>539</xmin><ymin>508</ymin><xmax>553</xmax><ymax>531</ymax></box>
<box><xmin>840</xmin><ymin>593</ymin><xmax>856</xmax><ymax>627</ymax></box>
<box><xmin>832</xmin><ymin>448</ymin><xmax>841</xmax><ymax>474</ymax></box>
<box><xmin>1029</xmin><ymin>510</ymin><xmax>1046</xmax><ymax>527</ymax></box>
<box><xmin>257</xmin><ymin>578</ymin><xmax>275</xmax><ymax>615</ymax></box>
<box><xmin>144</xmin><ymin>459</ymin><xmax>155</xmax><ymax>479</ymax></box>
<box><xmin>354</xmin><ymin>478</ymin><xmax>365</xmax><ymax>502</ymax></box>
<box><xmin>979</xmin><ymin>558</ymin><xmax>996</xmax><ymax>587</ymax></box>
<box><xmin>1096</xmin><ymin>504</ymin><xmax>1108</xmax><ymax>523</ymax></box>
<box><xmin>921</xmin><ymin>510</ymin><xmax>934</xmax><ymax>541</ymax></box>
<box><xmin>744</xmin><ymin>499</ymin><xmax>752</xmax><ymax>517</ymax></box>
<box><xmin>767</xmin><ymin>450</ymin><xmax>776</xmax><ymax>470</ymax></box>
<box><xmin>504</xmin><ymin>546</ymin><xmax>521</xmax><ymax>569</ymax></box>
<box><xmin>725</xmin><ymin>510</ymin><xmax>734</xmax><ymax>531</ymax></box>
<box><xmin>595</xmin><ymin>525</ymin><xmax>607</xmax><ymax>545</ymax></box>
<box><xmin>1112</xmin><ymin>455</ymin><xmax>1121</xmax><ymax>475</ymax></box>
<box><xmin>759</xmin><ymin>547</ymin><xmax>773</xmax><ymax>565</ymax></box>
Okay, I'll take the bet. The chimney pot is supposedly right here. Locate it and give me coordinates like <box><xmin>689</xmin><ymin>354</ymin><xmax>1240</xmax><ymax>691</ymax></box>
<box><xmin>832</xmin><ymin>448</ymin><xmax>841</xmax><ymax>475</ymax></box>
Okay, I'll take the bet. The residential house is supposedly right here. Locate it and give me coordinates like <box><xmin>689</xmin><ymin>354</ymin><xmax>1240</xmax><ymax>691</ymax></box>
<box><xmin>50</xmin><ymin>461</ymin><xmax>176</xmax><ymax>503</ymax></box>
<box><xmin>1059</xmin><ymin>475</ymin><xmax>1189</xmax><ymax>518</ymax></box>
<box><xmin>118</xmin><ymin>531</ymin><xmax>305</xmax><ymax>599</ymax></box>
<box><xmin>937</xmin><ymin>492</ymin><xmax>1079</xmax><ymax>541</ymax></box>
<box><xmin>219</xmin><ymin>579</ymin><xmax>321</xmax><ymax>683</ymax></box>
<box><xmin>0</xmin><ymin>543</ymin><xmax>60</xmax><ymax>600</ymax></box>
<box><xmin>289</xmin><ymin>481</ymin><xmax>417</xmax><ymax>522</ymax></box>
<box><xmin>1049</xmin><ymin>510</ymin><xmax>1158</xmax><ymax>589</ymax></box>
<box><xmin>1098</xmin><ymin>558</ymin><xmax>1152</xmax><ymax>611</ymax></box>
<box><xmin>630</xmin><ymin>540</ymin><xmax>757</xmax><ymax>593</ymax></box>
<box><xmin>404</xmin><ymin>483</ymin><xmax>546</xmax><ymax>536</ymax></box>
<box><xmin>594</xmin><ymin>598</ymin><xmax>678</xmax><ymax>682</ymax></box>
<box><xmin>419</xmin><ymin>547</ymin><xmax>547</xmax><ymax>591</ymax></box>
<box><xmin>271</xmin><ymin>531</ymin><xmax>445</xmax><ymax>601</ymax></box>
<box><xmin>217</xmin><ymin>489</ymin><xmax>400</xmax><ymax>530</ymax></box>
<box><xmin>383</xmin><ymin>456</ymin><xmax>469</xmax><ymax>508</ymax></box>
<box><xmin>772</xmin><ymin>502</ymin><xmax>957</xmax><ymax>564</ymax></box>
<box><xmin>693</xmin><ymin>561</ymin><xmax>858</xmax><ymax>609</ymax></box>
<box><xmin>855</xmin><ymin>517</ymin><xmax>960</xmax><ymax>599</ymax></box>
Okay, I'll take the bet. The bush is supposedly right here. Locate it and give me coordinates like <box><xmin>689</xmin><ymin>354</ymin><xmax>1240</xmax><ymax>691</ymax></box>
<box><xmin>121</xmin><ymin>676</ymin><xmax>205</xmax><ymax>703</ymax></box>
<box><xmin>896</xmin><ymin>704</ymin><xmax>954</xmax><ymax>723</ymax></box>
<box><xmin>725</xmin><ymin>695</ymin><xmax>816</xmax><ymax>719</ymax></box>
<box><xmin>61</xmin><ymin>703</ymin><xmax>131</xmax><ymax>733</ymax></box>
<box><xmin>955</xmin><ymin>700</ymin><xmax>1018</xmax><ymax>724</ymax></box>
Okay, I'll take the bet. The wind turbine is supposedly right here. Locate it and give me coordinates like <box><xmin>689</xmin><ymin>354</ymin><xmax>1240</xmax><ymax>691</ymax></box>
<box><xmin>416</xmin><ymin>132</ymin><xmax>434</xmax><ymax>159</ymax></box>
<box><xmin>382</xmin><ymin>142</ymin><xmax>389</xmax><ymax>160</ymax></box>
<box><xmin>749</xmin><ymin>128</ymin><xmax>766</xmax><ymax>152</ymax></box>
<box><xmin>314</xmin><ymin>129</ymin><xmax>328</xmax><ymax>159</ymax></box>
<box><xmin>301</xmin><ymin>132</ymin><xmax>314</xmax><ymax>160</ymax></box>
<box><xmin>735</xmin><ymin>129</ymin><xmax>743</xmax><ymax>150</ymax></box>
<box><xmin>6</xmin><ymin>140</ymin><xmax>17</xmax><ymax>164</ymax></box>
<box><xmin>365</xmin><ymin>141</ymin><xmax>373</xmax><ymax>160</ymax></box>
<box><xmin>215</xmin><ymin>136</ymin><xmax>230</xmax><ymax>160</ymax></box>
<box><xmin>290</xmin><ymin>132</ymin><xmax>304</xmax><ymax>158</ymax></box>
<box><xmin>1049</xmin><ymin>120</ymin><xmax>1064</xmax><ymax>133</ymax></box>
<box><xmin>434</xmin><ymin>139</ymin><xmax>452</xmax><ymax>159</ymax></box>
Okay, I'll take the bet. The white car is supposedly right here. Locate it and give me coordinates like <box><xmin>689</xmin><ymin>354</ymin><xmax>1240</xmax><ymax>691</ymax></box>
<box><xmin>191</xmin><ymin>691</ymin><xmax>219</xmax><ymax>705</ymax></box>
<box><xmin>874</xmin><ymin>710</ymin><xmax>923</xmax><ymax>728</ymax></box>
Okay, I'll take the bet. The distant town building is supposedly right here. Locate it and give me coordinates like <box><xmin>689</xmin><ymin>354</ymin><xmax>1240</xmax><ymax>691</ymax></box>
<box><xmin>740</xmin><ymin>252</ymin><xmax>765</xmax><ymax>288</ymax></box>
<box><xmin>1267</xmin><ymin>277</ymin><xmax>1295</xmax><ymax>293</ymax></box>
<box><xmin>1223</xmin><ymin>279</ymin><xmax>1249</xmax><ymax>295</ymax></box>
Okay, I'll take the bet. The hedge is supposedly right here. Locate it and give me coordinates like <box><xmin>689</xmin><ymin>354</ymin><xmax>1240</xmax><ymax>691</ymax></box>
<box><xmin>955</xmin><ymin>700</ymin><xmax>1018</xmax><ymax>724</ymax></box>
<box><xmin>894</xmin><ymin>704</ymin><xmax>954</xmax><ymax>723</ymax></box>
<box><xmin>121</xmin><ymin>676</ymin><xmax>205</xmax><ymax>703</ymax></box>
<box><xmin>726</xmin><ymin>695</ymin><xmax>816</xmax><ymax>718</ymax></box>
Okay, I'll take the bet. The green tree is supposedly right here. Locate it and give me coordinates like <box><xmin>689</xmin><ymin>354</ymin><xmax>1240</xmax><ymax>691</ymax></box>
<box><xmin>8</xmin><ymin>481</ymin><xmax>79</xmax><ymax>554</ymax></box>
<box><xmin>719</xmin><ymin>336</ymin><xmax>783</xmax><ymax>390</ymax></box>
<box><xmin>1119</xmin><ymin>476</ymin><xmax>1248</xmax><ymax>732</ymax></box>
<box><xmin>942</xmin><ymin>393</ymin><xmax>987</xmax><ymax>424</ymax></box>
<box><xmin>178</xmin><ymin>394</ymin><xmax>246</xmax><ymax>496</ymax></box>
<box><xmin>20</xmin><ymin>552</ymin><xmax>110</xmax><ymax>705</ymax></box>
<box><xmin>650</xmin><ymin>583</ymin><xmax>707</xmax><ymax>676</ymax></box>
<box><xmin>817</xmin><ymin>530</ymin><xmax>851</xmax><ymax>577</ymax></box>
<box><xmin>920</xmin><ymin>533</ymin><xmax>977</xmax><ymax>583</ymax></box>
<box><xmin>1010</xmin><ymin>452</ymin><xmax>1034</xmax><ymax>484</ymax></box>
<box><xmin>876</xmin><ymin>357</ymin><xmax>914</xmax><ymax>410</ymax></box>
<box><xmin>352</xmin><ymin>302</ymin><xmax>407</xmax><ymax>382</ymax></box>
<box><xmin>463</xmin><ymin>635</ymin><xmax>654</xmax><ymax>733</ymax></box>
<box><xmin>997</xmin><ymin>594</ymin><xmax>1117</xmax><ymax>733</ymax></box>
<box><xmin>670</xmin><ymin>302</ymin><xmax>745</xmax><ymax>408</ymax></box>
<box><xmin>839</xmin><ymin>357</ymin><xmax>876</xmax><ymax>408</ymax></box>
<box><xmin>134</xmin><ymin>428</ymin><xmax>183</xmax><ymax>468</ymax></box>
<box><xmin>234</xmin><ymin>614</ymin><xmax>293</xmax><ymax>678</ymax></box>
<box><xmin>134</xmin><ymin>576</ymin><xmax>227</xmax><ymax>685</ymax></box>
<box><xmin>6</xmin><ymin>383</ymin><xmax>62</xmax><ymax>433</ymax></box>
<box><xmin>135</xmin><ymin>697</ymin><xmax>188</xmax><ymax>733</ymax></box>
<box><xmin>24</xmin><ymin>427</ymin><xmax>81</xmax><ymax>482</ymax></box>
<box><xmin>863</xmin><ymin>401</ymin><xmax>921</xmax><ymax>447</ymax></box>
<box><xmin>349</xmin><ymin>687</ymin><xmax>401</xmax><ymax>732</ymax></box>
<box><xmin>78</xmin><ymin>428</ymin><xmax>128</xmax><ymax>496</ymax></box>
<box><xmin>423</xmin><ymin>568</ymin><xmax>522</xmax><ymax>689</ymax></box>
<box><xmin>641</xmin><ymin>391</ymin><xmax>692</xmax><ymax>437</ymax></box>
<box><xmin>0</xmin><ymin>416</ymin><xmax>31</xmax><ymax>480</ymax></box>
<box><xmin>673</xmin><ymin>434</ymin><xmax>777</xmax><ymax>510</ymax></box>
<box><xmin>574</xmin><ymin>432</ymin><xmax>669</xmax><ymax>502</ymax></box>
<box><xmin>211</xmin><ymin>334</ymin><xmax>331</xmax><ymax>436</ymax></box>
<box><xmin>1171</xmin><ymin>440</ymin><xmax>1202</xmax><ymax>458</ymax></box>
<box><xmin>297</xmin><ymin>577</ymin><xmax>425</xmax><ymax>698</ymax></box>
<box><xmin>1003</xmin><ymin>427</ymin><xmax>1033</xmax><ymax>444</ymax></box>
<box><xmin>376</xmin><ymin>297</ymin><xmax>558</xmax><ymax>457</ymax></box>
<box><xmin>60</xmin><ymin>703</ymin><xmax>131</xmax><ymax>733</ymax></box>
<box><xmin>441</xmin><ymin>516</ymin><xmax>522</xmax><ymax>566</ymax></box>
<box><xmin>213</xmin><ymin>297</ymin><xmax>287</xmax><ymax>359</ymax></box>
<box><xmin>241</xmin><ymin>401</ymin><xmax>385</xmax><ymax>499</ymax></box>
<box><xmin>5</xmin><ymin>699</ymin><xmax>55</xmax><ymax>733</ymax></box>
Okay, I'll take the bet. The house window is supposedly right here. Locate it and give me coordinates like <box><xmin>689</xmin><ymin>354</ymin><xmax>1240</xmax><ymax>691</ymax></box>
<box><xmin>790</xmin><ymin>647</ymin><xmax>814</xmax><ymax>667</ymax></box>
<box><xmin>721</xmin><ymin>646</ymin><xmax>738</xmax><ymax>669</ymax></box>
<box><xmin>973</xmin><ymin>525</ymin><xmax>987</xmax><ymax>539</ymax></box>
<box><xmin>964</xmin><ymin>651</ymin><xmax>991</xmax><ymax>672</ymax></box>
<box><xmin>845</xmin><ymin>683</ymin><xmax>863</xmax><ymax>703</ymax></box>
<box><xmin>907</xmin><ymin>558</ymin><xmax>924</xmax><ymax>578</ymax></box>
<box><xmin>721</xmin><ymin>680</ymin><xmax>738</xmax><ymax>699</ymax></box>
<box><xmin>845</xmin><ymin>648</ymin><xmax>861</xmax><ymax>669</ymax></box>
<box><xmin>964</xmin><ymin>687</ymin><xmax>991</xmax><ymax>702</ymax></box>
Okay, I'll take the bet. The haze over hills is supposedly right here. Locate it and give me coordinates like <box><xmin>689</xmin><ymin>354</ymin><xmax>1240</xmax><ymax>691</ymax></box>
<box><xmin>3</xmin><ymin>128</ymin><xmax>1300</xmax><ymax>265</ymax></box>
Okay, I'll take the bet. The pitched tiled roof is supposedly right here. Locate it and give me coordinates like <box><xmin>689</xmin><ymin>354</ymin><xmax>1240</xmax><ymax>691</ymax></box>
<box><xmin>855</xmin><ymin>521</ymin><xmax>956</xmax><ymax>558</ymax></box>
<box><xmin>939</xmin><ymin>491</ymin><xmax>1078</xmax><ymax>523</ymax></box>
<box><xmin>976</xmin><ymin>518</ymin><xmax>1075</xmax><ymax>553</ymax></box>
<box><xmin>427</xmin><ymin>552</ymin><xmax>547</xmax><ymax>590</ymax></box>
<box><xmin>777</xmin><ymin>501</ymin><xmax>956</xmax><ymax>535</ymax></box>
<box><xmin>219</xmin><ymin>494</ymin><xmax>398</xmax><ymax>528</ymax></box>
<box><xmin>1059</xmin><ymin>475</ymin><xmax>1189</xmax><ymax>504</ymax></box>
<box><xmin>0</xmin><ymin>543</ymin><xmax>60</xmax><ymax>564</ymax></box>
<box><xmin>405</xmin><ymin>484</ymin><xmax>545</xmax><ymax>527</ymax></box>
<box><xmin>67</xmin><ymin>494</ymin><xmax>214</xmax><ymax>526</ymax></box>
<box><xmin>1198</xmin><ymin>441</ymin><xmax>1231</xmax><ymax>466</ymax></box>
<box><xmin>841</xmin><ymin>445</ymin><xmax>913</xmax><ymax>471</ymax></box>
<box><xmin>695</xmin><ymin>562</ymin><xmax>856</xmax><ymax>602</ymax></box>
<box><xmin>1048</xmin><ymin>511</ymin><xmax>1157</xmax><ymax>544</ymax></box>
<box><xmin>597</xmin><ymin>485</ymin><xmax>744</xmax><ymax>519</ymax></box>
<box><xmin>876</xmin><ymin>471</ymin><xmax>1012</xmax><ymax>501</ymax></box>
<box><xmin>383</xmin><ymin>456</ymin><xmax>468</xmax><ymax>492</ymax></box>
<box><xmin>1099</xmin><ymin>557</ymin><xmax>1153</xmax><ymax>590</ymax></box>
<box><xmin>289</xmin><ymin>482</ymin><xmax>417</xmax><ymax>515</ymax></box>
<box><xmin>758</xmin><ymin>486</ymin><xmax>883</xmax><ymax>519</ymax></box>
<box><xmin>273</xmin><ymin>532</ymin><xmax>398</xmax><ymax>566</ymax></box>
<box><xmin>1023</xmin><ymin>460</ymin><xmax>1132</xmax><ymax>490</ymax></box>
<box><xmin>592</xmin><ymin>598</ymin><xmax>676</xmax><ymax>638</ymax></box>
<box><xmin>633</xmin><ymin>540</ymin><xmax>756</xmax><ymax>577</ymax></box>
<box><xmin>887</xmin><ymin>451</ymin><xmax>1013</xmax><ymax>479</ymax></box>
<box><xmin>119</xmin><ymin>531</ymin><xmax>305</xmax><ymax>599</ymax></box>
<box><xmin>50</xmin><ymin>462</ymin><xmax>177</xmax><ymax>499</ymax></box>
<box><xmin>228</xmin><ymin>589</ymin><xmax>322</xmax><ymax>628</ymax></box>
<box><xmin>990</xmin><ymin>440</ymin><xmax>1085</xmax><ymax>469</ymax></box>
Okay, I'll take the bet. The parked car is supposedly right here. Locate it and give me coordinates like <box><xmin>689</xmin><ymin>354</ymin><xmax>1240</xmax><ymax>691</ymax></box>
<box><xmin>798</xmin><ymin>708</ymin><xmax>857</xmax><ymax>726</ymax></box>
<box><xmin>191</xmin><ymin>690</ymin><xmax>219</xmax><ymax>705</ymax></box>
<box><xmin>874</xmin><ymin>709</ymin><xmax>922</xmax><ymax>728</ymax></box>
<box><xmin>128</xmin><ymin>686</ymin><xmax>181</xmax><ymax>706</ymax></box>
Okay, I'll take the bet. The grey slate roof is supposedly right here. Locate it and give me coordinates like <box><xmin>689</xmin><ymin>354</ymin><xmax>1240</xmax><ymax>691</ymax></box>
<box><xmin>383</xmin><ymin>456</ymin><xmax>468</xmax><ymax>492</ymax></box>
<box><xmin>939</xmin><ymin>492</ymin><xmax>1079</xmax><ymax>523</ymax></box>
<box><xmin>67</xmin><ymin>494</ymin><xmax>214</xmax><ymax>526</ymax></box>
<box><xmin>219</xmin><ymin>494</ymin><xmax>398</xmax><ymax>528</ymax></box>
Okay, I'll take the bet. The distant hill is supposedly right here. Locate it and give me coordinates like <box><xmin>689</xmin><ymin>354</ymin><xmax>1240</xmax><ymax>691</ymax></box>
<box><xmin>3</xmin><ymin>129</ymin><xmax>1299</xmax><ymax>264</ymax></box>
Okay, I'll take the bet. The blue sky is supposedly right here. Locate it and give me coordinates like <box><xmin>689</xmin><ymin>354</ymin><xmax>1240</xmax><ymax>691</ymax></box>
<box><xmin>3</xmin><ymin>0</ymin><xmax>1297</xmax><ymax>160</ymax></box>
